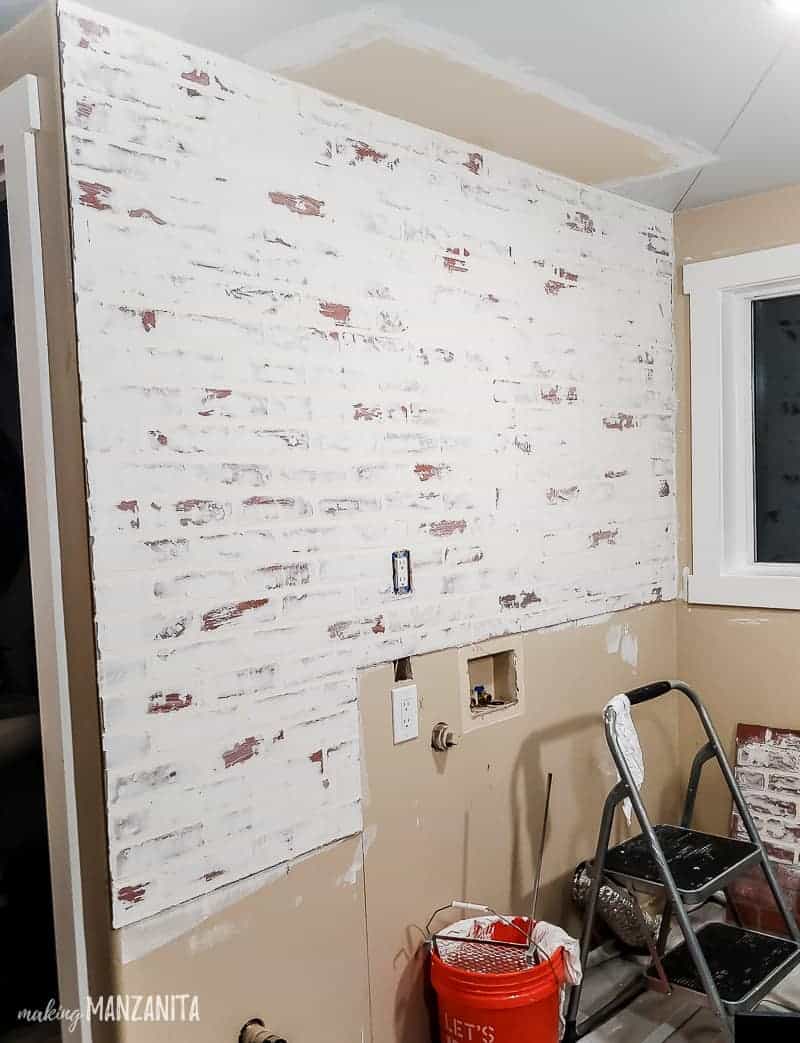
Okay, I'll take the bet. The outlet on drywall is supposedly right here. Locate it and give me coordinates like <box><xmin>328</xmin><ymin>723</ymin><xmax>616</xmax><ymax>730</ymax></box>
<box><xmin>392</xmin><ymin>683</ymin><xmax>419</xmax><ymax>743</ymax></box>
<box><xmin>392</xmin><ymin>549</ymin><xmax>412</xmax><ymax>595</ymax></box>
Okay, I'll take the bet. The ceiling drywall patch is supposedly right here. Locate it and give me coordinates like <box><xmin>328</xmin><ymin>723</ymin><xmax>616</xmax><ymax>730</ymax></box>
<box><xmin>246</xmin><ymin>3</ymin><xmax>715</xmax><ymax>188</ymax></box>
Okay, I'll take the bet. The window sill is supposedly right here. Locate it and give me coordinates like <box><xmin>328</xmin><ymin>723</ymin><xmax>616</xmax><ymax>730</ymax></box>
<box><xmin>688</xmin><ymin>572</ymin><xmax>800</xmax><ymax>610</ymax></box>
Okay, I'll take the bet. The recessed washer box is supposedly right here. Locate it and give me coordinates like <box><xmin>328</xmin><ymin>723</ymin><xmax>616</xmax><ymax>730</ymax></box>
<box><xmin>458</xmin><ymin>637</ymin><xmax>524</xmax><ymax>734</ymax></box>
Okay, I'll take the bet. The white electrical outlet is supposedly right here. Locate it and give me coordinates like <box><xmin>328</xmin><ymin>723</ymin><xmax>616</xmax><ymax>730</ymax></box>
<box><xmin>392</xmin><ymin>549</ymin><xmax>412</xmax><ymax>595</ymax></box>
<box><xmin>392</xmin><ymin>683</ymin><xmax>419</xmax><ymax>743</ymax></box>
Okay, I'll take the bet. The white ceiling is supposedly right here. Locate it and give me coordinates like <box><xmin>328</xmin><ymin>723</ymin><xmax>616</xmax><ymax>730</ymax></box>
<box><xmin>2</xmin><ymin>0</ymin><xmax>799</xmax><ymax>211</ymax></box>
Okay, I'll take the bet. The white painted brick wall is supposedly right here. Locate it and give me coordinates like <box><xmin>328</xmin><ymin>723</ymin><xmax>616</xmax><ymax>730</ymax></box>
<box><xmin>60</xmin><ymin>2</ymin><xmax>676</xmax><ymax>925</ymax></box>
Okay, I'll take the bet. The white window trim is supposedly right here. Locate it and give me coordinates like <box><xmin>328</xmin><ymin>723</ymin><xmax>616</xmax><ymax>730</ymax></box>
<box><xmin>685</xmin><ymin>242</ymin><xmax>800</xmax><ymax>610</ymax></box>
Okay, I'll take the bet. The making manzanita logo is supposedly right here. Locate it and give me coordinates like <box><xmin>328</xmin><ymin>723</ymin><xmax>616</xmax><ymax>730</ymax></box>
<box><xmin>18</xmin><ymin>995</ymin><xmax>201</xmax><ymax>1031</ymax></box>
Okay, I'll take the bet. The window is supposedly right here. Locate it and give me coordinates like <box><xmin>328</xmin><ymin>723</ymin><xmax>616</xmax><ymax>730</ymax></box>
<box><xmin>686</xmin><ymin>244</ymin><xmax>800</xmax><ymax>608</ymax></box>
<box><xmin>753</xmin><ymin>293</ymin><xmax>800</xmax><ymax>564</ymax></box>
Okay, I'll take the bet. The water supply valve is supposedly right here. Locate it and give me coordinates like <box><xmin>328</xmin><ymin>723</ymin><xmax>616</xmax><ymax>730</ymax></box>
<box><xmin>239</xmin><ymin>1019</ymin><xmax>288</xmax><ymax>1043</ymax></box>
<box><xmin>431</xmin><ymin>722</ymin><xmax>459</xmax><ymax>752</ymax></box>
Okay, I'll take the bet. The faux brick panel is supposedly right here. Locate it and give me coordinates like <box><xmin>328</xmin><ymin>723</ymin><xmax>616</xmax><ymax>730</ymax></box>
<box><xmin>60</xmin><ymin>3</ymin><xmax>676</xmax><ymax>924</ymax></box>
<box><xmin>730</xmin><ymin>723</ymin><xmax>800</xmax><ymax>935</ymax></box>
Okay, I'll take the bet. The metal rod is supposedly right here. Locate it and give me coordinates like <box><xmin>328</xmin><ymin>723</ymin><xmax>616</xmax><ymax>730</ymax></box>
<box><xmin>530</xmin><ymin>772</ymin><xmax>553</xmax><ymax>929</ymax></box>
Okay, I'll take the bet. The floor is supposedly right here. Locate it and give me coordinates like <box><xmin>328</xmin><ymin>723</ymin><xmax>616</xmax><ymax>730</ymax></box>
<box><xmin>580</xmin><ymin>950</ymin><xmax>726</xmax><ymax>1042</ymax></box>
<box><xmin>578</xmin><ymin>908</ymin><xmax>800</xmax><ymax>1043</ymax></box>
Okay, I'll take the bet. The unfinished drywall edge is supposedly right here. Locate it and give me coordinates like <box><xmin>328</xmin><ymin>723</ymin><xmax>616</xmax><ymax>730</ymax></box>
<box><xmin>60</xmin><ymin>0</ymin><xmax>676</xmax><ymax>926</ymax></box>
<box><xmin>246</xmin><ymin>3</ymin><xmax>715</xmax><ymax>185</ymax></box>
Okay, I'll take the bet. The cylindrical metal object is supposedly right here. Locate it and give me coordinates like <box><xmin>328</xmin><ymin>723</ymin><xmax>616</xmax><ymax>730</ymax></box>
<box><xmin>572</xmin><ymin>862</ymin><xmax>660</xmax><ymax>950</ymax></box>
<box><xmin>432</xmin><ymin>722</ymin><xmax>458</xmax><ymax>751</ymax></box>
<box><xmin>239</xmin><ymin>1018</ymin><xmax>288</xmax><ymax>1043</ymax></box>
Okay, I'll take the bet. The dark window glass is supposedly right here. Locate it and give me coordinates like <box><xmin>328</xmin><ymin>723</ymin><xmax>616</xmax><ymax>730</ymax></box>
<box><xmin>753</xmin><ymin>293</ymin><xmax>800</xmax><ymax>562</ymax></box>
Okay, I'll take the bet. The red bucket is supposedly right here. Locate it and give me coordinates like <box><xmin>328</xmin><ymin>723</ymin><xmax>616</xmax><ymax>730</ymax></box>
<box><xmin>430</xmin><ymin>917</ymin><xmax>565</xmax><ymax>1043</ymax></box>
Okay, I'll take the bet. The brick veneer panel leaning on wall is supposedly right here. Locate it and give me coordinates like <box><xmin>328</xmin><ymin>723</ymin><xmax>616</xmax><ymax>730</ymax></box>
<box><xmin>730</xmin><ymin>724</ymin><xmax>800</xmax><ymax>934</ymax></box>
<box><xmin>60</xmin><ymin>1</ymin><xmax>677</xmax><ymax>924</ymax></box>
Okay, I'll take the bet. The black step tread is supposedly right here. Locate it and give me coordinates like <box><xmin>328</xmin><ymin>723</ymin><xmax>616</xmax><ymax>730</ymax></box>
<box><xmin>646</xmin><ymin>921</ymin><xmax>800</xmax><ymax>1006</ymax></box>
<box><xmin>605</xmin><ymin>824</ymin><xmax>758</xmax><ymax>897</ymax></box>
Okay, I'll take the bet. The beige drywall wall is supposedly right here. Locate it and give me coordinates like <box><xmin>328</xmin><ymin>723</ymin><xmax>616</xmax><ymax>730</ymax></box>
<box><xmin>0</xmin><ymin>1</ymin><xmax>114</xmax><ymax>1022</ymax></box>
<box><xmin>109</xmin><ymin>835</ymin><xmax>371</xmax><ymax>1043</ymax></box>
<box><xmin>114</xmin><ymin>601</ymin><xmax>680</xmax><ymax>1043</ymax></box>
<box><xmin>675</xmin><ymin>184</ymin><xmax>800</xmax><ymax>836</ymax></box>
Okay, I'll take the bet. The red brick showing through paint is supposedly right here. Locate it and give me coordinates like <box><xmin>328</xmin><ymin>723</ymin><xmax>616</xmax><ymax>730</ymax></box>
<box><xmin>464</xmin><ymin>152</ymin><xmax>483</xmax><ymax>175</ymax></box>
<box><xmin>268</xmin><ymin>191</ymin><xmax>325</xmax><ymax>217</ymax></box>
<box><xmin>148</xmin><ymin>692</ymin><xmax>193</xmax><ymax>714</ymax></box>
<box><xmin>309</xmin><ymin>749</ymin><xmax>324</xmax><ymax>772</ymax></box>
<box><xmin>350</xmin><ymin>140</ymin><xmax>388</xmax><ymax>164</ymax></box>
<box><xmin>222</xmin><ymin>736</ymin><xmax>261</xmax><ymax>768</ymax></box>
<box><xmin>141</xmin><ymin>310</ymin><xmax>156</xmax><ymax>332</ymax></box>
<box><xmin>443</xmin><ymin>247</ymin><xmax>470</xmax><ymax>273</ymax></box>
<box><xmin>728</xmin><ymin>722</ymin><xmax>800</xmax><ymax>935</ymax></box>
<box><xmin>414</xmin><ymin>463</ymin><xmax>450</xmax><ymax>482</ymax></box>
<box><xmin>544</xmin><ymin>269</ymin><xmax>578</xmax><ymax>296</ymax></box>
<box><xmin>118</xmin><ymin>883</ymin><xmax>147</xmax><ymax>905</ymax></box>
<box><xmin>201</xmin><ymin>598</ymin><xmax>270</xmax><ymax>632</ymax></box>
<box><xmin>182</xmin><ymin>69</ymin><xmax>210</xmax><ymax>86</ymax></box>
<box><xmin>78</xmin><ymin>180</ymin><xmax>112</xmax><ymax>211</ymax></box>
<box><xmin>429</xmin><ymin>519</ymin><xmax>467</xmax><ymax>537</ymax></box>
<box><xmin>319</xmin><ymin>301</ymin><xmax>351</xmax><ymax>325</ymax></box>
<box><xmin>129</xmin><ymin>207</ymin><xmax>167</xmax><ymax>226</ymax></box>
<box><xmin>116</xmin><ymin>500</ymin><xmax>140</xmax><ymax>529</ymax></box>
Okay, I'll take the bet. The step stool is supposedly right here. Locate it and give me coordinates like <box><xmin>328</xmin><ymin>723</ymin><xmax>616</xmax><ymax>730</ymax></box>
<box><xmin>564</xmin><ymin>680</ymin><xmax>800</xmax><ymax>1043</ymax></box>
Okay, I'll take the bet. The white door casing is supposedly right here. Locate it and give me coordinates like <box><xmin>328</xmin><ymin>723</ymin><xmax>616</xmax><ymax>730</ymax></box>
<box><xmin>0</xmin><ymin>74</ymin><xmax>91</xmax><ymax>1042</ymax></box>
